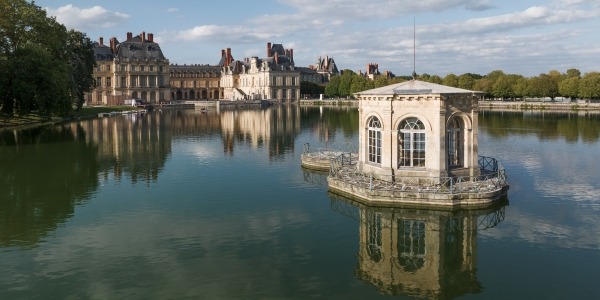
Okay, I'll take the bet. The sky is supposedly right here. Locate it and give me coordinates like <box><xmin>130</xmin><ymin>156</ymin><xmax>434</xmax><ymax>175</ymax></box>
<box><xmin>35</xmin><ymin>0</ymin><xmax>600</xmax><ymax>77</ymax></box>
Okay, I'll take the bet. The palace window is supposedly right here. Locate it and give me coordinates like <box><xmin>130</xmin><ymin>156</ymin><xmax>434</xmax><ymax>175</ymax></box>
<box><xmin>448</xmin><ymin>118</ymin><xmax>464</xmax><ymax>168</ymax></box>
<box><xmin>367</xmin><ymin>116</ymin><xmax>382</xmax><ymax>164</ymax></box>
<box><xmin>96</xmin><ymin>77</ymin><xmax>101</xmax><ymax>87</ymax></box>
<box><xmin>398</xmin><ymin>117</ymin><xmax>426</xmax><ymax>167</ymax></box>
<box><xmin>106</xmin><ymin>77</ymin><xmax>111</xmax><ymax>87</ymax></box>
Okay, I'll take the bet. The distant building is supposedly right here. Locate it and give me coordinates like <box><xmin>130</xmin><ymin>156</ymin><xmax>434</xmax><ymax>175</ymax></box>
<box><xmin>87</xmin><ymin>31</ymin><xmax>170</xmax><ymax>105</ymax></box>
<box><xmin>169</xmin><ymin>64</ymin><xmax>222</xmax><ymax>100</ymax></box>
<box><xmin>220</xmin><ymin>42</ymin><xmax>300</xmax><ymax>102</ymax></box>
<box><xmin>308</xmin><ymin>55</ymin><xmax>339</xmax><ymax>83</ymax></box>
<box><xmin>359</xmin><ymin>63</ymin><xmax>395</xmax><ymax>80</ymax></box>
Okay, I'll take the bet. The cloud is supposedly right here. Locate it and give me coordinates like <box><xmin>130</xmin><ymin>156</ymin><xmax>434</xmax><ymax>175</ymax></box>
<box><xmin>278</xmin><ymin>0</ymin><xmax>494</xmax><ymax>19</ymax></box>
<box><xmin>44</xmin><ymin>4</ymin><xmax>130</xmax><ymax>31</ymax></box>
<box><xmin>166</xmin><ymin>8</ymin><xmax>179</xmax><ymax>13</ymax></box>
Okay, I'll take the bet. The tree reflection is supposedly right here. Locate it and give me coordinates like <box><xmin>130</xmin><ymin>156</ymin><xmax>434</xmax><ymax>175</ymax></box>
<box><xmin>329</xmin><ymin>193</ymin><xmax>508</xmax><ymax>299</ymax></box>
<box><xmin>479</xmin><ymin>110</ymin><xmax>600</xmax><ymax>143</ymax></box>
<box><xmin>0</xmin><ymin>124</ymin><xmax>100</xmax><ymax>247</ymax></box>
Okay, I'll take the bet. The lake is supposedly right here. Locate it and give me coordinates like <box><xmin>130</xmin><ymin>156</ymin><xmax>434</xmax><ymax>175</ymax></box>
<box><xmin>1</xmin><ymin>106</ymin><xmax>599</xmax><ymax>299</ymax></box>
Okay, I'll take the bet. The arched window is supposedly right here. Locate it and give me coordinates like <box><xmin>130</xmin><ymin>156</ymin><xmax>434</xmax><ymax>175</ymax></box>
<box><xmin>448</xmin><ymin>118</ymin><xmax>463</xmax><ymax>168</ymax></box>
<box><xmin>398</xmin><ymin>118</ymin><xmax>426</xmax><ymax>167</ymax></box>
<box><xmin>367</xmin><ymin>116</ymin><xmax>382</xmax><ymax>164</ymax></box>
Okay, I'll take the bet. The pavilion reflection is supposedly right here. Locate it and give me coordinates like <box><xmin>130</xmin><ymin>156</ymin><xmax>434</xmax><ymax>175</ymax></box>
<box><xmin>329</xmin><ymin>194</ymin><xmax>508</xmax><ymax>299</ymax></box>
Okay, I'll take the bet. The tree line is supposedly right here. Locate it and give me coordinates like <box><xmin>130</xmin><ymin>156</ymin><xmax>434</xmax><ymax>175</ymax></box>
<box><xmin>322</xmin><ymin>68</ymin><xmax>600</xmax><ymax>102</ymax></box>
<box><xmin>0</xmin><ymin>0</ymin><xmax>96</xmax><ymax>118</ymax></box>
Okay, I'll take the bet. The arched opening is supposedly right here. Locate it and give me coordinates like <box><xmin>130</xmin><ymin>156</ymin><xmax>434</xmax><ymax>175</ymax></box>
<box><xmin>398</xmin><ymin>117</ymin><xmax>426</xmax><ymax>168</ymax></box>
<box><xmin>150</xmin><ymin>91</ymin><xmax>156</xmax><ymax>102</ymax></box>
<box><xmin>202</xmin><ymin>90</ymin><xmax>208</xmax><ymax>99</ymax></box>
<box><xmin>448</xmin><ymin>117</ymin><xmax>464</xmax><ymax>168</ymax></box>
<box><xmin>132</xmin><ymin>91</ymin><xmax>138</xmax><ymax>99</ymax></box>
<box><xmin>367</xmin><ymin>116</ymin><xmax>382</xmax><ymax>164</ymax></box>
<box><xmin>176</xmin><ymin>90</ymin><xmax>182</xmax><ymax>100</ymax></box>
<box><xmin>189</xmin><ymin>90</ymin><xmax>195</xmax><ymax>100</ymax></box>
<box><xmin>141</xmin><ymin>91</ymin><xmax>147</xmax><ymax>101</ymax></box>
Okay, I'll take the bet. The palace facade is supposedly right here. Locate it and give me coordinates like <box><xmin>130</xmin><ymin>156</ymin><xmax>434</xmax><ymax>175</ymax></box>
<box><xmin>169</xmin><ymin>64</ymin><xmax>222</xmax><ymax>100</ymax></box>
<box><xmin>88</xmin><ymin>32</ymin><xmax>170</xmax><ymax>105</ymax></box>
<box><xmin>220</xmin><ymin>43</ymin><xmax>301</xmax><ymax>102</ymax></box>
<box><xmin>89</xmin><ymin>32</ymin><xmax>324</xmax><ymax>104</ymax></box>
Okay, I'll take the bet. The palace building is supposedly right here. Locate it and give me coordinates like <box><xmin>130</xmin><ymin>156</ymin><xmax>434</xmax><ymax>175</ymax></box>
<box><xmin>169</xmin><ymin>64</ymin><xmax>222</xmax><ymax>100</ymax></box>
<box><xmin>88</xmin><ymin>32</ymin><xmax>170</xmax><ymax>105</ymax></box>
<box><xmin>220</xmin><ymin>43</ymin><xmax>301</xmax><ymax>102</ymax></box>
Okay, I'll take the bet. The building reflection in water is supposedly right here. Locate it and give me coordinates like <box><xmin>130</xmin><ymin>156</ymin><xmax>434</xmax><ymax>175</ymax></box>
<box><xmin>329</xmin><ymin>194</ymin><xmax>508</xmax><ymax>299</ymax></box>
<box><xmin>74</xmin><ymin>111</ymin><xmax>172</xmax><ymax>184</ymax></box>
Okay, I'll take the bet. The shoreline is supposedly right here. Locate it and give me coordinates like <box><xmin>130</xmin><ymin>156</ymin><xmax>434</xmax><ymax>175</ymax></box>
<box><xmin>2</xmin><ymin>101</ymin><xmax>599</xmax><ymax>131</ymax></box>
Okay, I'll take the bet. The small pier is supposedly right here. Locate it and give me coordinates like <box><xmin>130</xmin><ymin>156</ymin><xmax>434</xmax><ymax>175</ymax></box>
<box><xmin>300</xmin><ymin>142</ymin><xmax>358</xmax><ymax>171</ymax></box>
<box><xmin>327</xmin><ymin>154</ymin><xmax>508</xmax><ymax>208</ymax></box>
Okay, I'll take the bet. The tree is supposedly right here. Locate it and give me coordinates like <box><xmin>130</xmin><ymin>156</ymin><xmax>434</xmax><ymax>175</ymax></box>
<box><xmin>337</xmin><ymin>69</ymin><xmax>356</xmax><ymax>97</ymax></box>
<box><xmin>565</xmin><ymin>68</ymin><xmax>581</xmax><ymax>78</ymax></box>
<box><xmin>324</xmin><ymin>75</ymin><xmax>340</xmax><ymax>97</ymax></box>
<box><xmin>578</xmin><ymin>72</ymin><xmax>600</xmax><ymax>101</ymax></box>
<box><xmin>67</xmin><ymin>30</ymin><xmax>96</xmax><ymax>111</ymax></box>
<box><xmin>457</xmin><ymin>73</ymin><xmax>477</xmax><ymax>90</ymax></box>
<box><xmin>443</xmin><ymin>73</ymin><xmax>458</xmax><ymax>87</ymax></box>
<box><xmin>300</xmin><ymin>81</ymin><xmax>325</xmax><ymax>97</ymax></box>
<box><xmin>0</xmin><ymin>0</ymin><xmax>95</xmax><ymax>116</ymax></box>
<box><xmin>558</xmin><ymin>77</ymin><xmax>580</xmax><ymax>101</ymax></box>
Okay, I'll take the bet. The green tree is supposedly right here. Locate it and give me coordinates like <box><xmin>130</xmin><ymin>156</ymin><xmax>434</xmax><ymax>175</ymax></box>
<box><xmin>558</xmin><ymin>77</ymin><xmax>580</xmax><ymax>101</ymax></box>
<box><xmin>337</xmin><ymin>69</ymin><xmax>356</xmax><ymax>97</ymax></box>
<box><xmin>67</xmin><ymin>30</ymin><xmax>96</xmax><ymax>111</ymax></box>
<box><xmin>457</xmin><ymin>73</ymin><xmax>478</xmax><ymax>90</ymax></box>
<box><xmin>578</xmin><ymin>72</ymin><xmax>600</xmax><ymax>101</ymax></box>
<box><xmin>443</xmin><ymin>73</ymin><xmax>458</xmax><ymax>87</ymax></box>
<box><xmin>324</xmin><ymin>75</ymin><xmax>340</xmax><ymax>97</ymax></box>
<box><xmin>565</xmin><ymin>68</ymin><xmax>581</xmax><ymax>78</ymax></box>
<box><xmin>300</xmin><ymin>81</ymin><xmax>325</xmax><ymax>97</ymax></box>
<box><xmin>0</xmin><ymin>0</ymin><xmax>94</xmax><ymax>116</ymax></box>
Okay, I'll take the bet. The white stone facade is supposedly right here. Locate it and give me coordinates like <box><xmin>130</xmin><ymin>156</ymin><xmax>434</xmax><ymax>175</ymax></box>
<box><xmin>354</xmin><ymin>80</ymin><xmax>482</xmax><ymax>181</ymax></box>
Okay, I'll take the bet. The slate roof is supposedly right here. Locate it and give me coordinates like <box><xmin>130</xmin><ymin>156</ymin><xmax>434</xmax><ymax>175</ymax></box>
<box><xmin>115</xmin><ymin>34</ymin><xmax>165</xmax><ymax>60</ymax></box>
<box><xmin>93</xmin><ymin>42</ymin><xmax>114</xmax><ymax>61</ymax></box>
<box><xmin>170</xmin><ymin>64</ymin><xmax>221</xmax><ymax>73</ymax></box>
<box><xmin>354</xmin><ymin>80</ymin><xmax>483</xmax><ymax>96</ymax></box>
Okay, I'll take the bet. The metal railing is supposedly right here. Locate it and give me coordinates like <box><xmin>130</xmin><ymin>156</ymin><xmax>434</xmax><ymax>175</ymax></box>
<box><xmin>302</xmin><ymin>142</ymin><xmax>358</xmax><ymax>162</ymax></box>
<box><xmin>329</xmin><ymin>154</ymin><xmax>508</xmax><ymax>195</ymax></box>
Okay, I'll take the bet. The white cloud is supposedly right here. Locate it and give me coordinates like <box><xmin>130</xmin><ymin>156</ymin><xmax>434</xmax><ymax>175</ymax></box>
<box><xmin>166</xmin><ymin>8</ymin><xmax>179</xmax><ymax>13</ymax></box>
<box><xmin>44</xmin><ymin>4</ymin><xmax>130</xmax><ymax>31</ymax></box>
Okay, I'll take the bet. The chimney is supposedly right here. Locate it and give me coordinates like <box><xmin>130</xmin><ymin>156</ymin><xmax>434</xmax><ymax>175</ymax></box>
<box><xmin>221</xmin><ymin>49</ymin><xmax>226</xmax><ymax>60</ymax></box>
<box><xmin>290</xmin><ymin>49</ymin><xmax>294</xmax><ymax>63</ymax></box>
<box><xmin>148</xmin><ymin>33</ymin><xmax>153</xmax><ymax>43</ymax></box>
<box><xmin>127</xmin><ymin>32</ymin><xmax>132</xmax><ymax>40</ymax></box>
<box><xmin>99</xmin><ymin>37</ymin><xmax>104</xmax><ymax>46</ymax></box>
<box><xmin>226</xmin><ymin>48</ymin><xmax>232</xmax><ymax>67</ymax></box>
<box><xmin>366</xmin><ymin>64</ymin><xmax>370</xmax><ymax>74</ymax></box>
<box><xmin>141</xmin><ymin>31</ymin><xmax>146</xmax><ymax>43</ymax></box>
<box><xmin>274</xmin><ymin>54</ymin><xmax>279</xmax><ymax>65</ymax></box>
<box><xmin>267</xmin><ymin>42</ymin><xmax>272</xmax><ymax>57</ymax></box>
<box><xmin>110</xmin><ymin>37</ymin><xmax>117</xmax><ymax>53</ymax></box>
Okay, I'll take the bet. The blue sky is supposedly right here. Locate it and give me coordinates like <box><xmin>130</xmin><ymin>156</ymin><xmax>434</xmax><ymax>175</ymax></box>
<box><xmin>36</xmin><ymin>0</ymin><xmax>600</xmax><ymax>77</ymax></box>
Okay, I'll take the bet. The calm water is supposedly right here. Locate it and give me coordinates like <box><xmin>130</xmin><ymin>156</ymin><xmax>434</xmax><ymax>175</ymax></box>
<box><xmin>0</xmin><ymin>106</ymin><xmax>599</xmax><ymax>299</ymax></box>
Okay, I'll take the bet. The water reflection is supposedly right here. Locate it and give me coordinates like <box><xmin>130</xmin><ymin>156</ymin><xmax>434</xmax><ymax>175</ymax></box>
<box><xmin>479</xmin><ymin>110</ymin><xmax>600</xmax><ymax>143</ymax></box>
<box><xmin>330</xmin><ymin>194</ymin><xmax>508</xmax><ymax>299</ymax></box>
<box><xmin>0</xmin><ymin>124</ymin><xmax>100</xmax><ymax>247</ymax></box>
